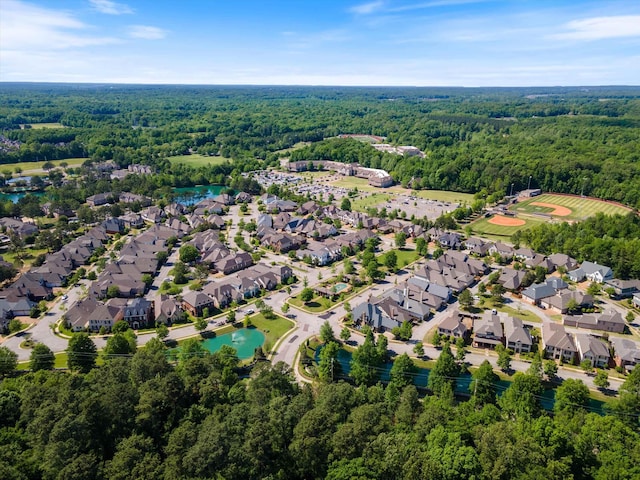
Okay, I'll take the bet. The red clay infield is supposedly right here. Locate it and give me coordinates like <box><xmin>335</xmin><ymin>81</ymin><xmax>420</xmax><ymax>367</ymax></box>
<box><xmin>489</xmin><ymin>215</ymin><xmax>526</xmax><ymax>227</ymax></box>
<box><xmin>530</xmin><ymin>202</ymin><xmax>572</xmax><ymax>216</ymax></box>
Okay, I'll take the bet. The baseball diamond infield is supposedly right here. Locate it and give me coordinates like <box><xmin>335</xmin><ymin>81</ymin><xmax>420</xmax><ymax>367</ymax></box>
<box><xmin>529</xmin><ymin>202</ymin><xmax>572</xmax><ymax>216</ymax></box>
<box><xmin>488</xmin><ymin>215</ymin><xmax>526</xmax><ymax>227</ymax></box>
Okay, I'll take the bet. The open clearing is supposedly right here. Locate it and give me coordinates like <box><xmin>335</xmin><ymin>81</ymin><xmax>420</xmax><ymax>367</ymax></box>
<box><xmin>352</xmin><ymin>193</ymin><xmax>392</xmax><ymax>211</ymax></box>
<box><xmin>412</xmin><ymin>189</ymin><xmax>475</xmax><ymax>204</ymax></box>
<box><xmin>513</xmin><ymin>193</ymin><xmax>631</xmax><ymax>221</ymax></box>
<box><xmin>0</xmin><ymin>158</ymin><xmax>87</xmax><ymax>174</ymax></box>
<box><xmin>167</xmin><ymin>154</ymin><xmax>233</xmax><ymax>167</ymax></box>
<box><xmin>329</xmin><ymin>176</ymin><xmax>475</xmax><ymax>204</ymax></box>
<box><xmin>20</xmin><ymin>123</ymin><xmax>65</xmax><ymax>129</ymax></box>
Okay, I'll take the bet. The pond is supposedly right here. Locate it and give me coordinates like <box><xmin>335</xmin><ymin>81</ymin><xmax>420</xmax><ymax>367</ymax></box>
<box><xmin>202</xmin><ymin>327</ymin><xmax>265</xmax><ymax>360</ymax></box>
<box><xmin>316</xmin><ymin>347</ymin><xmax>606</xmax><ymax>415</ymax></box>
<box><xmin>0</xmin><ymin>191</ymin><xmax>45</xmax><ymax>203</ymax></box>
<box><xmin>172</xmin><ymin>185</ymin><xmax>224</xmax><ymax>205</ymax></box>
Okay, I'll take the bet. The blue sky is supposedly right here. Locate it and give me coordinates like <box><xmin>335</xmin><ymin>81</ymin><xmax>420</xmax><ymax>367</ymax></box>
<box><xmin>1</xmin><ymin>0</ymin><xmax>639</xmax><ymax>86</ymax></box>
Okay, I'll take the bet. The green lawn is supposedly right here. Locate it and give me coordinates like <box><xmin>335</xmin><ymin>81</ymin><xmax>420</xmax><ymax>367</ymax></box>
<box><xmin>512</xmin><ymin>193</ymin><xmax>631</xmax><ymax>221</ymax></box>
<box><xmin>412</xmin><ymin>190</ymin><xmax>476</xmax><ymax>204</ymax></box>
<box><xmin>377</xmin><ymin>248</ymin><xmax>420</xmax><ymax>269</ymax></box>
<box><xmin>351</xmin><ymin>193</ymin><xmax>391</xmax><ymax>212</ymax></box>
<box><xmin>289</xmin><ymin>295</ymin><xmax>335</xmax><ymax>312</ymax></box>
<box><xmin>167</xmin><ymin>154</ymin><xmax>233</xmax><ymax>167</ymax></box>
<box><xmin>0</xmin><ymin>158</ymin><xmax>87</xmax><ymax>174</ymax></box>
<box><xmin>248</xmin><ymin>313</ymin><xmax>294</xmax><ymax>353</ymax></box>
<box><xmin>21</xmin><ymin>123</ymin><xmax>66</xmax><ymax>129</ymax></box>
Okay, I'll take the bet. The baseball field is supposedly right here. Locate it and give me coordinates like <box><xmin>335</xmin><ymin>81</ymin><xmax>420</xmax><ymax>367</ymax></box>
<box><xmin>512</xmin><ymin>193</ymin><xmax>631</xmax><ymax>221</ymax></box>
<box><xmin>470</xmin><ymin>193</ymin><xmax>632</xmax><ymax>238</ymax></box>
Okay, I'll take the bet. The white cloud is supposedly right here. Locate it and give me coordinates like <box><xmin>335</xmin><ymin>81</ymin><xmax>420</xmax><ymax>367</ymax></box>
<box><xmin>89</xmin><ymin>0</ymin><xmax>133</xmax><ymax>15</ymax></box>
<box><xmin>0</xmin><ymin>0</ymin><xmax>119</xmax><ymax>50</ymax></box>
<box><xmin>550</xmin><ymin>15</ymin><xmax>640</xmax><ymax>41</ymax></box>
<box><xmin>349</xmin><ymin>1</ymin><xmax>384</xmax><ymax>15</ymax></box>
<box><xmin>389</xmin><ymin>0</ymin><xmax>490</xmax><ymax>12</ymax></box>
<box><xmin>129</xmin><ymin>25</ymin><xmax>168</xmax><ymax>40</ymax></box>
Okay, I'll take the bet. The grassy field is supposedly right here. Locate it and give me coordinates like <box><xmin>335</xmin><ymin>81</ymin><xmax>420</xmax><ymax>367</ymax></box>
<box><xmin>273</xmin><ymin>141</ymin><xmax>311</xmax><ymax>154</ymax></box>
<box><xmin>412</xmin><ymin>189</ymin><xmax>476</xmax><ymax>204</ymax></box>
<box><xmin>0</xmin><ymin>157</ymin><xmax>87</xmax><ymax>174</ymax></box>
<box><xmin>469</xmin><ymin>214</ymin><xmax>546</xmax><ymax>238</ymax></box>
<box><xmin>167</xmin><ymin>154</ymin><xmax>233</xmax><ymax>167</ymax></box>
<box><xmin>512</xmin><ymin>193</ymin><xmax>631</xmax><ymax>221</ymax></box>
<box><xmin>377</xmin><ymin>248</ymin><xmax>420</xmax><ymax>269</ymax></box>
<box><xmin>21</xmin><ymin>123</ymin><xmax>66</xmax><ymax>129</ymax></box>
<box><xmin>352</xmin><ymin>193</ymin><xmax>392</xmax><ymax>211</ymax></box>
<box><xmin>248</xmin><ymin>313</ymin><xmax>294</xmax><ymax>353</ymax></box>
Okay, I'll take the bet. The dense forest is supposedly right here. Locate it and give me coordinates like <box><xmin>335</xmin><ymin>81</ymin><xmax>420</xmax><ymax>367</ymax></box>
<box><xmin>1</xmin><ymin>337</ymin><xmax>639</xmax><ymax>480</ymax></box>
<box><xmin>1</xmin><ymin>84</ymin><xmax>640</xmax><ymax>207</ymax></box>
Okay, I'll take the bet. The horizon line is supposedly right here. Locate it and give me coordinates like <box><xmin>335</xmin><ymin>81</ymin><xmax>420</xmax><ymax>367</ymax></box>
<box><xmin>1</xmin><ymin>81</ymin><xmax>639</xmax><ymax>89</ymax></box>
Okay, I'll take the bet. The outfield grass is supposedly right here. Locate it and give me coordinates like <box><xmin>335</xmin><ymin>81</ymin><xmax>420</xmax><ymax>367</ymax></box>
<box><xmin>469</xmin><ymin>215</ymin><xmax>546</xmax><ymax>238</ymax></box>
<box><xmin>512</xmin><ymin>193</ymin><xmax>631</xmax><ymax>221</ymax></box>
<box><xmin>248</xmin><ymin>313</ymin><xmax>294</xmax><ymax>353</ymax></box>
<box><xmin>167</xmin><ymin>154</ymin><xmax>233</xmax><ymax>167</ymax></box>
<box><xmin>0</xmin><ymin>158</ymin><xmax>87</xmax><ymax>174</ymax></box>
<box><xmin>352</xmin><ymin>193</ymin><xmax>391</xmax><ymax>211</ymax></box>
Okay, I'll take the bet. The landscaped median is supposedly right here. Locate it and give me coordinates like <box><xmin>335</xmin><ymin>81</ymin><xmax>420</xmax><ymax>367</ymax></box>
<box><xmin>288</xmin><ymin>276</ymin><xmax>369</xmax><ymax>313</ymax></box>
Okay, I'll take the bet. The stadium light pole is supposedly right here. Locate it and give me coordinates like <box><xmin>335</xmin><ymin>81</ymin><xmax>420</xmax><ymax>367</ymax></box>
<box><xmin>510</xmin><ymin>183</ymin><xmax>514</xmax><ymax>197</ymax></box>
<box><xmin>527</xmin><ymin>175</ymin><xmax>532</xmax><ymax>190</ymax></box>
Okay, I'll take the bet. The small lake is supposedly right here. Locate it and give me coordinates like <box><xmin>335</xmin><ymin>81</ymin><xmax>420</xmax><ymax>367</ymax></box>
<box><xmin>202</xmin><ymin>328</ymin><xmax>265</xmax><ymax>360</ymax></box>
<box><xmin>172</xmin><ymin>185</ymin><xmax>224</xmax><ymax>205</ymax></box>
<box><xmin>0</xmin><ymin>191</ymin><xmax>45</xmax><ymax>203</ymax></box>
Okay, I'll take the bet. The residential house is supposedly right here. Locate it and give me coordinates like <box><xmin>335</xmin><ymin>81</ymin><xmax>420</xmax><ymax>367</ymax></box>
<box><xmin>140</xmin><ymin>206</ymin><xmax>165</xmax><ymax>224</ymax></box>
<box><xmin>124</xmin><ymin>297</ymin><xmax>155</xmax><ymax>329</ymax></box>
<box><xmin>119</xmin><ymin>192</ymin><xmax>152</xmax><ymax>207</ymax></box>
<box><xmin>542</xmin><ymin>322</ymin><xmax>577</xmax><ymax>363</ymax></box>
<box><xmin>515</xmin><ymin>247</ymin><xmax>537</xmax><ymax>262</ymax></box>
<box><xmin>214</xmin><ymin>252</ymin><xmax>253</xmax><ymax>275</ymax></box>
<box><xmin>611</xmin><ymin>337</ymin><xmax>640</xmax><ymax>372</ymax></box>
<box><xmin>235</xmin><ymin>192</ymin><xmax>252</xmax><ymax>204</ymax></box>
<box><xmin>541</xmin><ymin>290</ymin><xmax>594</xmax><ymax>314</ymax></box>
<box><xmin>575</xmin><ymin>333</ymin><xmax>610</xmax><ymax>368</ymax></box>
<box><xmin>465</xmin><ymin>238</ymin><xmax>491</xmax><ymax>256</ymax></box>
<box><xmin>437</xmin><ymin>312</ymin><xmax>468</xmax><ymax>339</ymax></box>
<box><xmin>86</xmin><ymin>192</ymin><xmax>114</xmax><ymax>207</ymax></box>
<box><xmin>88</xmin><ymin>304</ymin><xmax>124</xmax><ymax>332</ymax></box>
<box><xmin>214</xmin><ymin>193</ymin><xmax>234</xmax><ymax>206</ymax></box>
<box><xmin>438</xmin><ymin>232</ymin><xmax>462</xmax><ymax>249</ymax></box>
<box><xmin>522</xmin><ymin>278</ymin><xmax>567</xmax><ymax>306</ymax></box>
<box><xmin>0</xmin><ymin>218</ymin><xmax>39</xmax><ymax>238</ymax></box>
<box><xmin>64</xmin><ymin>298</ymin><xmax>101</xmax><ymax>332</ymax></box>
<box><xmin>120</xmin><ymin>213</ymin><xmax>144</xmax><ymax>229</ymax></box>
<box><xmin>634</xmin><ymin>293</ymin><xmax>640</xmax><ymax>309</ymax></box>
<box><xmin>352</xmin><ymin>300</ymin><xmax>402</xmax><ymax>332</ymax></box>
<box><xmin>563</xmin><ymin>310</ymin><xmax>626</xmax><ymax>333</ymax></box>
<box><xmin>489</xmin><ymin>242</ymin><xmax>515</xmax><ymax>260</ymax></box>
<box><xmin>154</xmin><ymin>295</ymin><xmax>183</xmax><ymax>325</ymax></box>
<box><xmin>181</xmin><ymin>291</ymin><xmax>215</xmax><ymax>317</ymax></box>
<box><xmin>472</xmin><ymin>313</ymin><xmax>504</xmax><ymax>349</ymax></box>
<box><xmin>498</xmin><ymin>268</ymin><xmax>527</xmax><ymax>291</ymax></box>
<box><xmin>503</xmin><ymin>316</ymin><xmax>533</xmax><ymax>354</ymax></box>
<box><xmin>604</xmin><ymin>279</ymin><xmax>640</xmax><ymax>299</ymax></box>
<box><xmin>568</xmin><ymin>261</ymin><xmax>613</xmax><ymax>283</ymax></box>
<box><xmin>103</xmin><ymin>217</ymin><xmax>125</xmax><ymax>234</ymax></box>
<box><xmin>548</xmin><ymin>253</ymin><xmax>578</xmax><ymax>272</ymax></box>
